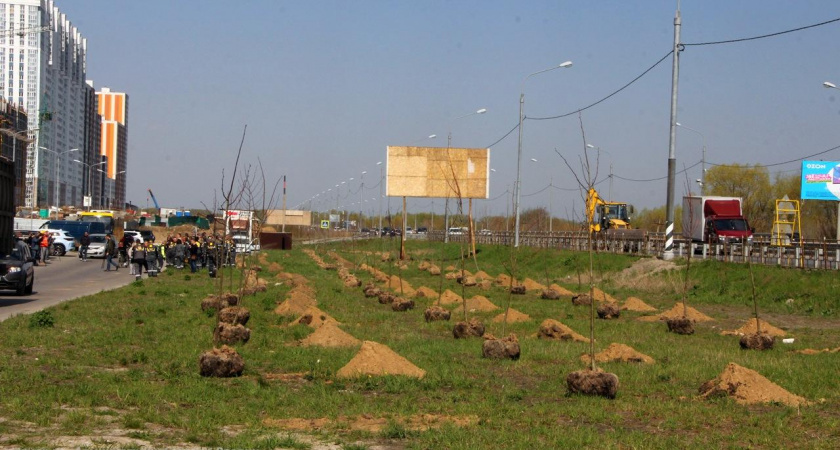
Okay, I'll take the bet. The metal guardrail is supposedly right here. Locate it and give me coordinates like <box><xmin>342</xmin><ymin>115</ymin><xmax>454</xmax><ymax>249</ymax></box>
<box><xmin>420</xmin><ymin>230</ymin><xmax>840</xmax><ymax>270</ymax></box>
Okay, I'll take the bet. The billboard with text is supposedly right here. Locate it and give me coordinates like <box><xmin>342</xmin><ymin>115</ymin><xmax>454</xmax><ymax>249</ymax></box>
<box><xmin>800</xmin><ymin>160</ymin><xmax>840</xmax><ymax>201</ymax></box>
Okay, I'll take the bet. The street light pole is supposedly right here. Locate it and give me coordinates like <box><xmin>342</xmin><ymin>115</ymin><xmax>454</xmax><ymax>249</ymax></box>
<box><xmin>73</xmin><ymin>159</ymin><xmax>105</xmax><ymax>210</ymax></box>
<box><xmin>377</xmin><ymin>161</ymin><xmax>383</xmax><ymax>235</ymax></box>
<box><xmin>40</xmin><ymin>146</ymin><xmax>78</xmax><ymax>216</ymax></box>
<box><xmin>515</xmin><ymin>61</ymin><xmax>572</xmax><ymax>248</ymax></box>
<box><xmin>444</xmin><ymin>108</ymin><xmax>487</xmax><ymax>243</ymax></box>
<box><xmin>359</xmin><ymin>171</ymin><xmax>366</xmax><ymax>231</ymax></box>
<box><xmin>663</xmin><ymin>6</ymin><xmax>682</xmax><ymax>260</ymax></box>
<box><xmin>823</xmin><ymin>81</ymin><xmax>840</xmax><ymax>242</ymax></box>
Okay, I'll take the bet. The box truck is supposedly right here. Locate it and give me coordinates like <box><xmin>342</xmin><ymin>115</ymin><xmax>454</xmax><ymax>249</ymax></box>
<box><xmin>682</xmin><ymin>196</ymin><xmax>753</xmax><ymax>243</ymax></box>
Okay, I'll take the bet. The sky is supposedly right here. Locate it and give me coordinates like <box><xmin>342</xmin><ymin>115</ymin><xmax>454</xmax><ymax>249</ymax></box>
<box><xmin>59</xmin><ymin>0</ymin><xmax>840</xmax><ymax>222</ymax></box>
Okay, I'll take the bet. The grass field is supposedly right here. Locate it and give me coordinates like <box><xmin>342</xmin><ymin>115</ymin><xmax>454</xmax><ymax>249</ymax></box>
<box><xmin>0</xmin><ymin>238</ymin><xmax>838</xmax><ymax>449</ymax></box>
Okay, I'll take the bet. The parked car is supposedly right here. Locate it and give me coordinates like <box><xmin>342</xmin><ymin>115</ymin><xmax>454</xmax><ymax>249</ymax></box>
<box><xmin>122</xmin><ymin>230</ymin><xmax>144</xmax><ymax>244</ymax></box>
<box><xmin>86</xmin><ymin>233</ymin><xmax>108</xmax><ymax>258</ymax></box>
<box><xmin>0</xmin><ymin>242</ymin><xmax>35</xmax><ymax>295</ymax></box>
<box><xmin>417</xmin><ymin>227</ymin><xmax>428</xmax><ymax>233</ymax></box>
<box><xmin>44</xmin><ymin>229</ymin><xmax>77</xmax><ymax>256</ymax></box>
<box><xmin>448</xmin><ymin>227</ymin><xmax>466</xmax><ymax>235</ymax></box>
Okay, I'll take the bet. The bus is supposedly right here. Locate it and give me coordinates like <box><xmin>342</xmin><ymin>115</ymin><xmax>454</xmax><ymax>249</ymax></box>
<box><xmin>79</xmin><ymin>210</ymin><xmax>115</xmax><ymax>234</ymax></box>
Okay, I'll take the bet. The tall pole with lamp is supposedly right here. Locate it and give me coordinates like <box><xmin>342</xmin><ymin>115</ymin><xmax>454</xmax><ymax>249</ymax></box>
<box><xmin>73</xmin><ymin>159</ymin><xmax>106</xmax><ymax>210</ymax></box>
<box><xmin>514</xmin><ymin>61</ymin><xmax>572</xmax><ymax>247</ymax></box>
<box><xmin>675</xmin><ymin>122</ymin><xmax>706</xmax><ymax>195</ymax></box>
<box><xmin>823</xmin><ymin>81</ymin><xmax>840</xmax><ymax>241</ymax></box>
<box><xmin>444</xmin><ymin>108</ymin><xmax>486</xmax><ymax>244</ymax></box>
<box><xmin>39</xmin><ymin>146</ymin><xmax>78</xmax><ymax>217</ymax></box>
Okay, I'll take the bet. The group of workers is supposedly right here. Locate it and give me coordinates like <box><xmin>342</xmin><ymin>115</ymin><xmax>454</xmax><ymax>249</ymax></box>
<box><xmin>122</xmin><ymin>232</ymin><xmax>238</xmax><ymax>276</ymax></box>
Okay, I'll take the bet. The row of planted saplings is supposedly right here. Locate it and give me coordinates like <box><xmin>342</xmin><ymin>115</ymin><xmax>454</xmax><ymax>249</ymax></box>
<box><xmin>197</xmin><ymin>269</ymin><xmax>267</xmax><ymax>377</ymax></box>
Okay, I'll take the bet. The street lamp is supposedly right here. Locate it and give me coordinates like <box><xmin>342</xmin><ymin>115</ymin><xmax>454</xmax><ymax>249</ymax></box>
<box><xmin>676</xmin><ymin>122</ymin><xmax>706</xmax><ymax>195</ymax></box>
<box><xmin>73</xmin><ymin>159</ymin><xmax>106</xmax><ymax>209</ymax></box>
<box><xmin>377</xmin><ymin>161</ymin><xmax>384</xmax><ymax>235</ymax></box>
<box><xmin>514</xmin><ymin>61</ymin><xmax>573</xmax><ymax>247</ymax></box>
<box><xmin>359</xmin><ymin>170</ymin><xmax>367</xmax><ymax>231</ymax></box>
<box><xmin>96</xmin><ymin>169</ymin><xmax>125</xmax><ymax>209</ymax></box>
<box><xmin>39</xmin><ymin>146</ymin><xmax>78</xmax><ymax>213</ymax></box>
<box><xmin>823</xmin><ymin>81</ymin><xmax>840</xmax><ymax>241</ymax></box>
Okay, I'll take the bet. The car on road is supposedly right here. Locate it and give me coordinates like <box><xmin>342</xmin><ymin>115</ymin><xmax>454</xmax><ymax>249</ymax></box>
<box><xmin>86</xmin><ymin>233</ymin><xmax>108</xmax><ymax>258</ymax></box>
<box><xmin>44</xmin><ymin>229</ymin><xmax>77</xmax><ymax>256</ymax></box>
<box><xmin>0</xmin><ymin>242</ymin><xmax>35</xmax><ymax>295</ymax></box>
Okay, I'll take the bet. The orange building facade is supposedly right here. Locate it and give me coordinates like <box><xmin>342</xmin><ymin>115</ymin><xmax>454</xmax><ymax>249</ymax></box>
<box><xmin>97</xmin><ymin>87</ymin><xmax>128</xmax><ymax>209</ymax></box>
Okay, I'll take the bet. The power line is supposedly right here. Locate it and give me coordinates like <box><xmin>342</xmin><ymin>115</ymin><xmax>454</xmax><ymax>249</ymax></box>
<box><xmin>613</xmin><ymin>160</ymin><xmax>702</xmax><ymax>182</ymax></box>
<box><xmin>683</xmin><ymin>17</ymin><xmax>840</xmax><ymax>47</ymax></box>
<box><xmin>705</xmin><ymin>143</ymin><xmax>840</xmax><ymax>169</ymax></box>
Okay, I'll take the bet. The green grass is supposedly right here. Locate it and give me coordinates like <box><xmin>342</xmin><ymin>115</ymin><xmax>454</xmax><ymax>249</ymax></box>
<box><xmin>0</xmin><ymin>239</ymin><xmax>837</xmax><ymax>448</ymax></box>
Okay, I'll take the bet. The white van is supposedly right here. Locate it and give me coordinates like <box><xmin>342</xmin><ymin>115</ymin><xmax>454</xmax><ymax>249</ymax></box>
<box><xmin>448</xmin><ymin>227</ymin><xmax>466</xmax><ymax>235</ymax></box>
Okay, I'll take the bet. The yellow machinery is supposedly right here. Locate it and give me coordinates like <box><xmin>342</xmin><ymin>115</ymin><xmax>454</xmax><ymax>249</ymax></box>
<box><xmin>587</xmin><ymin>188</ymin><xmax>633</xmax><ymax>233</ymax></box>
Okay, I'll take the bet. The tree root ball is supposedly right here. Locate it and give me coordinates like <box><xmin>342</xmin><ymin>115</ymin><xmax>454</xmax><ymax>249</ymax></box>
<box><xmin>666</xmin><ymin>317</ymin><xmax>695</xmax><ymax>335</ymax></box>
<box><xmin>363</xmin><ymin>284</ymin><xmax>381</xmax><ymax>298</ymax></box>
<box><xmin>740</xmin><ymin>333</ymin><xmax>775</xmax><ymax>350</ymax></box>
<box><xmin>510</xmin><ymin>285</ymin><xmax>526</xmax><ymax>295</ymax></box>
<box><xmin>458</xmin><ymin>276</ymin><xmax>477</xmax><ymax>287</ymax></box>
<box><xmin>343</xmin><ymin>276</ymin><xmax>361</xmax><ymax>287</ymax></box>
<box><xmin>392</xmin><ymin>297</ymin><xmax>415</xmax><ymax>312</ymax></box>
<box><xmin>566</xmin><ymin>370</ymin><xmax>619</xmax><ymax>399</ymax></box>
<box><xmin>541</xmin><ymin>289</ymin><xmax>561</xmax><ymax>300</ymax></box>
<box><xmin>482</xmin><ymin>334</ymin><xmax>520</xmax><ymax>360</ymax></box>
<box><xmin>199</xmin><ymin>345</ymin><xmax>244</xmax><ymax>377</ymax></box>
<box><xmin>429</xmin><ymin>266</ymin><xmax>441</xmax><ymax>276</ymax></box>
<box><xmin>378</xmin><ymin>292</ymin><xmax>395</xmax><ymax>304</ymax></box>
<box><xmin>218</xmin><ymin>306</ymin><xmax>250</xmax><ymax>325</ymax></box>
<box><xmin>201</xmin><ymin>293</ymin><xmax>240</xmax><ymax>311</ymax></box>
<box><xmin>597</xmin><ymin>303</ymin><xmax>620</xmax><ymax>320</ymax></box>
<box><xmin>213</xmin><ymin>322</ymin><xmax>251</xmax><ymax>345</ymax></box>
<box><xmin>571</xmin><ymin>294</ymin><xmax>591</xmax><ymax>306</ymax></box>
<box><xmin>424</xmin><ymin>306</ymin><xmax>451</xmax><ymax>322</ymax></box>
<box><xmin>453</xmin><ymin>318</ymin><xmax>485</xmax><ymax>339</ymax></box>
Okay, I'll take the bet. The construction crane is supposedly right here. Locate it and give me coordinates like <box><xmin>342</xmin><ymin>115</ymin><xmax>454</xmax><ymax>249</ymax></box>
<box><xmin>147</xmin><ymin>189</ymin><xmax>160</xmax><ymax>211</ymax></box>
<box><xmin>0</xmin><ymin>25</ymin><xmax>51</xmax><ymax>39</ymax></box>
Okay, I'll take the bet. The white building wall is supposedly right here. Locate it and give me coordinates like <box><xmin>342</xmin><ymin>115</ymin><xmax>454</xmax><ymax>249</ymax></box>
<box><xmin>0</xmin><ymin>0</ymin><xmax>87</xmax><ymax>209</ymax></box>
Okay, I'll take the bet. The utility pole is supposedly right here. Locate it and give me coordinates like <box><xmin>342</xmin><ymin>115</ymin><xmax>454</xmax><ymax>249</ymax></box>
<box><xmin>663</xmin><ymin>6</ymin><xmax>681</xmax><ymax>260</ymax></box>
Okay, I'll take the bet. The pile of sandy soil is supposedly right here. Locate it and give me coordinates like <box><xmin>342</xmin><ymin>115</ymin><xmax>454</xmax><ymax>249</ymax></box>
<box><xmin>453</xmin><ymin>295</ymin><xmax>499</xmax><ymax>313</ymax></box>
<box><xmin>382</xmin><ymin>275</ymin><xmax>416</xmax><ymax>297</ymax></box>
<box><xmin>721</xmin><ymin>318</ymin><xmax>786</xmax><ymax>337</ymax></box>
<box><xmin>592</xmin><ymin>287</ymin><xmax>619</xmax><ymax>303</ymax></box>
<box><xmin>549</xmin><ymin>284</ymin><xmax>576</xmax><ymax>296</ymax></box>
<box><xmin>275</xmin><ymin>290</ymin><xmax>318</xmax><ymax>316</ymax></box>
<box><xmin>537</xmin><ymin>319</ymin><xmax>589</xmax><ymax>342</ymax></box>
<box><xmin>699</xmin><ymin>362</ymin><xmax>809</xmax><ymax>407</ymax></box>
<box><xmin>263</xmin><ymin>413</ymin><xmax>477</xmax><ymax>433</ymax></box>
<box><xmin>580</xmin><ymin>343</ymin><xmax>655</xmax><ymax>364</ymax></box>
<box><xmin>622</xmin><ymin>296</ymin><xmax>657</xmax><ymax>312</ymax></box>
<box><xmin>522</xmin><ymin>278</ymin><xmax>547</xmax><ymax>291</ymax></box>
<box><xmin>291</xmin><ymin>306</ymin><xmax>339</xmax><ymax>328</ymax></box>
<box><xmin>276</xmin><ymin>272</ymin><xmax>310</xmax><ymax>287</ymax></box>
<box><xmin>266</xmin><ymin>262</ymin><xmax>284</xmax><ymax>273</ymax></box>
<box><xmin>637</xmin><ymin>302</ymin><xmax>714</xmax><ymax>322</ymax></box>
<box><xmin>299</xmin><ymin>323</ymin><xmax>361</xmax><ymax>348</ymax></box>
<box><xmin>439</xmin><ymin>289</ymin><xmax>464</xmax><ymax>305</ymax></box>
<box><xmin>796</xmin><ymin>347</ymin><xmax>840</xmax><ymax>354</ymax></box>
<box><xmin>491</xmin><ymin>308</ymin><xmax>531</xmax><ymax>323</ymax></box>
<box><xmin>474</xmin><ymin>270</ymin><xmax>492</xmax><ymax>281</ymax></box>
<box><xmin>336</xmin><ymin>341</ymin><xmax>426</xmax><ymax>378</ymax></box>
<box><xmin>415</xmin><ymin>286</ymin><xmax>440</xmax><ymax>299</ymax></box>
<box><xmin>495</xmin><ymin>273</ymin><xmax>519</xmax><ymax>286</ymax></box>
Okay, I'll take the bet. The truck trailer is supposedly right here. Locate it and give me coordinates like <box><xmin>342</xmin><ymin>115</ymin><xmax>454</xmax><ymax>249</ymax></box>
<box><xmin>682</xmin><ymin>196</ymin><xmax>753</xmax><ymax>243</ymax></box>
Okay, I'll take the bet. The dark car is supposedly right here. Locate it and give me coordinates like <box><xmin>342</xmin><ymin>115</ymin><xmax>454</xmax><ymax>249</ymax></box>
<box><xmin>139</xmin><ymin>229</ymin><xmax>156</xmax><ymax>242</ymax></box>
<box><xmin>0</xmin><ymin>240</ymin><xmax>35</xmax><ymax>296</ymax></box>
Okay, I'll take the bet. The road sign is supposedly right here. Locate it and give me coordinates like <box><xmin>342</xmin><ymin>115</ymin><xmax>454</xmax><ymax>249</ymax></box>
<box><xmin>320</xmin><ymin>220</ymin><xmax>329</xmax><ymax>229</ymax></box>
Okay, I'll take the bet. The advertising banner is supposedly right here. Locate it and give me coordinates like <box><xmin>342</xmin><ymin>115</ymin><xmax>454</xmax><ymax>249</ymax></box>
<box><xmin>386</xmin><ymin>146</ymin><xmax>490</xmax><ymax>199</ymax></box>
<box><xmin>800</xmin><ymin>161</ymin><xmax>840</xmax><ymax>201</ymax></box>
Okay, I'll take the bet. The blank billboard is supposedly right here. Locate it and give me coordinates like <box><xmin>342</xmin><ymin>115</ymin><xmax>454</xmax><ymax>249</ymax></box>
<box><xmin>386</xmin><ymin>146</ymin><xmax>490</xmax><ymax>199</ymax></box>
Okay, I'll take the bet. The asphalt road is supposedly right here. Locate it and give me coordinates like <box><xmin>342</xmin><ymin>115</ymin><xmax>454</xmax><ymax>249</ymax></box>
<box><xmin>0</xmin><ymin>253</ymin><xmax>139</xmax><ymax>322</ymax></box>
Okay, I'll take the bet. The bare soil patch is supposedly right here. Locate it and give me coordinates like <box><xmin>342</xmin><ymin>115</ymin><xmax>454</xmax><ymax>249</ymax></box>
<box><xmin>336</xmin><ymin>341</ymin><xmax>426</xmax><ymax>378</ymax></box>
<box><xmin>291</xmin><ymin>306</ymin><xmax>339</xmax><ymax>328</ymax></box>
<box><xmin>580</xmin><ymin>343</ymin><xmax>654</xmax><ymax>364</ymax></box>
<box><xmin>537</xmin><ymin>319</ymin><xmax>589</xmax><ymax>343</ymax></box>
<box><xmin>613</xmin><ymin>258</ymin><xmax>681</xmax><ymax>288</ymax></box>
<box><xmin>263</xmin><ymin>414</ymin><xmax>478</xmax><ymax>433</ymax></box>
<box><xmin>415</xmin><ymin>286</ymin><xmax>439</xmax><ymax>299</ymax></box>
<box><xmin>699</xmin><ymin>362</ymin><xmax>809</xmax><ymax>407</ymax></box>
<box><xmin>637</xmin><ymin>302</ymin><xmax>714</xmax><ymax>323</ymax></box>
<box><xmin>299</xmin><ymin>323</ymin><xmax>361</xmax><ymax>348</ymax></box>
<box><xmin>439</xmin><ymin>289</ymin><xmax>464</xmax><ymax>305</ymax></box>
<box><xmin>622</xmin><ymin>296</ymin><xmax>657</xmax><ymax>312</ymax></box>
<box><xmin>491</xmin><ymin>308</ymin><xmax>530</xmax><ymax>323</ymax></box>
<box><xmin>522</xmin><ymin>278</ymin><xmax>547</xmax><ymax>291</ymax></box>
<box><xmin>796</xmin><ymin>347</ymin><xmax>840</xmax><ymax>354</ymax></box>
<box><xmin>453</xmin><ymin>295</ymin><xmax>499</xmax><ymax>313</ymax></box>
<box><xmin>549</xmin><ymin>284</ymin><xmax>575</xmax><ymax>296</ymax></box>
<box><xmin>721</xmin><ymin>318</ymin><xmax>786</xmax><ymax>337</ymax></box>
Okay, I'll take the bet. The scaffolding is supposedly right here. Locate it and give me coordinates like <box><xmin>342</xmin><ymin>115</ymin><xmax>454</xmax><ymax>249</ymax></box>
<box><xmin>771</xmin><ymin>197</ymin><xmax>801</xmax><ymax>246</ymax></box>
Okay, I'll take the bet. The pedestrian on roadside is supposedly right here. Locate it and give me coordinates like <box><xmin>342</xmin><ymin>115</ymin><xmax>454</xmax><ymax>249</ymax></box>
<box><xmin>28</xmin><ymin>232</ymin><xmax>40</xmax><ymax>266</ymax></box>
<box><xmin>39</xmin><ymin>230</ymin><xmax>50</xmax><ymax>264</ymax></box>
<box><xmin>79</xmin><ymin>231</ymin><xmax>91</xmax><ymax>262</ymax></box>
<box><xmin>188</xmin><ymin>237</ymin><xmax>199</xmax><ymax>273</ymax></box>
<box><xmin>104</xmin><ymin>234</ymin><xmax>119</xmax><ymax>271</ymax></box>
<box><xmin>131</xmin><ymin>241</ymin><xmax>146</xmax><ymax>276</ymax></box>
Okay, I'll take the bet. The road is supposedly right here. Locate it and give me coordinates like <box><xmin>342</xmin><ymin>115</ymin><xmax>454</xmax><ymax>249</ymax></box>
<box><xmin>0</xmin><ymin>253</ymin><xmax>139</xmax><ymax>322</ymax></box>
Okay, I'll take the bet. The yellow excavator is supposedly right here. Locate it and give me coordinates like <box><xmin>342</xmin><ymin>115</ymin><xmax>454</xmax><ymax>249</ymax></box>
<box><xmin>586</xmin><ymin>188</ymin><xmax>634</xmax><ymax>233</ymax></box>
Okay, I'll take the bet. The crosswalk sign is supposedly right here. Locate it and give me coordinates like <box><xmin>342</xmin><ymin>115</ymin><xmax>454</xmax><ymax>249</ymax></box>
<box><xmin>320</xmin><ymin>220</ymin><xmax>330</xmax><ymax>229</ymax></box>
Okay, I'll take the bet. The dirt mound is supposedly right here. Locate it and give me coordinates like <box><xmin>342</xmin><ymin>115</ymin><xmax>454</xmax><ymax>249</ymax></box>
<box><xmin>263</xmin><ymin>414</ymin><xmax>478</xmax><ymax>433</ymax></box>
<box><xmin>592</xmin><ymin>287</ymin><xmax>618</xmax><ymax>303</ymax></box>
<box><xmin>336</xmin><ymin>341</ymin><xmax>426</xmax><ymax>379</ymax></box>
<box><xmin>474</xmin><ymin>270</ymin><xmax>492</xmax><ymax>281</ymax></box>
<box><xmin>721</xmin><ymin>318</ymin><xmax>786</xmax><ymax>337</ymax></box>
<box><xmin>291</xmin><ymin>306</ymin><xmax>338</xmax><ymax>328</ymax></box>
<box><xmin>637</xmin><ymin>302</ymin><xmax>714</xmax><ymax>323</ymax></box>
<box><xmin>299</xmin><ymin>323</ymin><xmax>361</xmax><ymax>348</ymax></box>
<box><xmin>274</xmin><ymin>289</ymin><xmax>318</xmax><ymax>316</ymax></box>
<box><xmin>796</xmin><ymin>347</ymin><xmax>840</xmax><ymax>355</ymax></box>
<box><xmin>415</xmin><ymin>286</ymin><xmax>439</xmax><ymax>299</ymax></box>
<box><xmin>522</xmin><ymin>278</ymin><xmax>546</xmax><ymax>291</ymax></box>
<box><xmin>491</xmin><ymin>308</ymin><xmax>531</xmax><ymax>323</ymax></box>
<box><xmin>549</xmin><ymin>284</ymin><xmax>575</xmax><ymax>296</ymax></box>
<box><xmin>495</xmin><ymin>273</ymin><xmax>518</xmax><ymax>286</ymax></box>
<box><xmin>580</xmin><ymin>343</ymin><xmax>654</xmax><ymax>364</ymax></box>
<box><xmin>537</xmin><ymin>319</ymin><xmax>589</xmax><ymax>342</ymax></box>
<box><xmin>439</xmin><ymin>289</ymin><xmax>463</xmax><ymax>305</ymax></box>
<box><xmin>622</xmin><ymin>296</ymin><xmax>657</xmax><ymax>312</ymax></box>
<box><xmin>383</xmin><ymin>275</ymin><xmax>416</xmax><ymax>297</ymax></box>
<box><xmin>453</xmin><ymin>295</ymin><xmax>499</xmax><ymax>313</ymax></box>
<box><xmin>699</xmin><ymin>362</ymin><xmax>809</xmax><ymax>407</ymax></box>
<box><xmin>267</xmin><ymin>262</ymin><xmax>283</xmax><ymax>273</ymax></box>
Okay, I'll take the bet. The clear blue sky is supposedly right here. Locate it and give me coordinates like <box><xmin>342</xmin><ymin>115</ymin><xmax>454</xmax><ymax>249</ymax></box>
<box><xmin>60</xmin><ymin>0</ymin><xmax>840</xmax><ymax>221</ymax></box>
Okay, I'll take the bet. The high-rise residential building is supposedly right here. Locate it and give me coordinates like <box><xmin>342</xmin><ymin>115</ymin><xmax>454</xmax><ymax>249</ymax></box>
<box><xmin>0</xmin><ymin>0</ymin><xmax>89</xmax><ymax>209</ymax></box>
<box><xmin>96</xmin><ymin>86</ymin><xmax>127</xmax><ymax>210</ymax></box>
